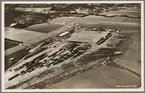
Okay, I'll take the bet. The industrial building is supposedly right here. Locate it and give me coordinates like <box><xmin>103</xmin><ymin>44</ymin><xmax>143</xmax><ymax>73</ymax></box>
<box><xmin>67</xmin><ymin>29</ymin><xmax>110</xmax><ymax>43</ymax></box>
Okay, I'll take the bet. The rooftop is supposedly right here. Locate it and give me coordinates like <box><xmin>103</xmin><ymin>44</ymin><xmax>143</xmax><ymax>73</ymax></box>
<box><xmin>67</xmin><ymin>29</ymin><xmax>109</xmax><ymax>43</ymax></box>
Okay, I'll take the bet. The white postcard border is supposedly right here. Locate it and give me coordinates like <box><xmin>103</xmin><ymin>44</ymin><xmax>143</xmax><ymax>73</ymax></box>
<box><xmin>1</xmin><ymin>1</ymin><xmax>144</xmax><ymax>92</ymax></box>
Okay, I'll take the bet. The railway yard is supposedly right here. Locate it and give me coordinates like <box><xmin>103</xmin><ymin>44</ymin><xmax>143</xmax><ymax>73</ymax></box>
<box><xmin>4</xmin><ymin>4</ymin><xmax>142</xmax><ymax>89</ymax></box>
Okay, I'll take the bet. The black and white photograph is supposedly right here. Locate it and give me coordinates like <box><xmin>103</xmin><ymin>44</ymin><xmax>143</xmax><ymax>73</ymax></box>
<box><xmin>1</xmin><ymin>1</ymin><xmax>144</xmax><ymax>92</ymax></box>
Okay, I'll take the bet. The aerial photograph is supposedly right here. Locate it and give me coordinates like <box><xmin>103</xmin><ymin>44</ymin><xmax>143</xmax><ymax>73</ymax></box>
<box><xmin>3</xmin><ymin>2</ymin><xmax>143</xmax><ymax>91</ymax></box>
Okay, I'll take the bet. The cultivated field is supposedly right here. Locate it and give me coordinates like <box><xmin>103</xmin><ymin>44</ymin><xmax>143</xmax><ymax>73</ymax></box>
<box><xmin>48</xmin><ymin>65</ymin><xmax>140</xmax><ymax>88</ymax></box>
<box><xmin>76</xmin><ymin>15</ymin><xmax>140</xmax><ymax>30</ymax></box>
<box><xmin>77</xmin><ymin>15</ymin><xmax>140</xmax><ymax>23</ymax></box>
<box><xmin>24</xmin><ymin>23</ymin><xmax>63</xmax><ymax>33</ymax></box>
<box><xmin>78</xmin><ymin>22</ymin><xmax>140</xmax><ymax>30</ymax></box>
<box><xmin>5</xmin><ymin>41</ymin><xmax>18</xmax><ymax>50</ymax></box>
<box><xmin>50</xmin><ymin>17</ymin><xmax>81</xmax><ymax>25</ymax></box>
<box><xmin>100</xmin><ymin>7</ymin><xmax>140</xmax><ymax>17</ymax></box>
<box><xmin>115</xmin><ymin>31</ymin><xmax>141</xmax><ymax>75</ymax></box>
<box><xmin>5</xmin><ymin>28</ymin><xmax>45</xmax><ymax>42</ymax></box>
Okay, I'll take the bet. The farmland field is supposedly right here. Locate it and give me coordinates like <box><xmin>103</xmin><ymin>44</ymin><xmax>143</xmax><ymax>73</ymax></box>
<box><xmin>78</xmin><ymin>22</ymin><xmax>140</xmax><ymax>30</ymax></box>
<box><xmin>100</xmin><ymin>10</ymin><xmax>140</xmax><ymax>17</ymax></box>
<box><xmin>5</xmin><ymin>49</ymin><xmax>29</xmax><ymax>71</ymax></box>
<box><xmin>50</xmin><ymin>17</ymin><xmax>81</xmax><ymax>25</ymax></box>
<box><xmin>115</xmin><ymin>31</ymin><xmax>141</xmax><ymax>75</ymax></box>
<box><xmin>5</xmin><ymin>28</ymin><xmax>45</xmax><ymax>42</ymax></box>
<box><xmin>76</xmin><ymin>15</ymin><xmax>140</xmax><ymax>30</ymax></box>
<box><xmin>24</xmin><ymin>23</ymin><xmax>64</xmax><ymax>33</ymax></box>
<box><xmin>100</xmin><ymin>7</ymin><xmax>140</xmax><ymax>17</ymax></box>
<box><xmin>5</xmin><ymin>40</ymin><xmax>19</xmax><ymax>50</ymax></box>
<box><xmin>48</xmin><ymin>65</ymin><xmax>140</xmax><ymax>88</ymax></box>
<box><xmin>78</xmin><ymin>15</ymin><xmax>140</xmax><ymax>23</ymax></box>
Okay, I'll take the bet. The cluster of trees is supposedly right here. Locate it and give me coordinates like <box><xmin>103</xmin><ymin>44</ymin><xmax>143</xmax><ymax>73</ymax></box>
<box><xmin>5</xmin><ymin>4</ymin><xmax>140</xmax><ymax>27</ymax></box>
<box><xmin>50</xmin><ymin>4</ymin><xmax>140</xmax><ymax>11</ymax></box>
<box><xmin>5</xmin><ymin>4</ymin><xmax>21</xmax><ymax>26</ymax></box>
<box><xmin>5</xmin><ymin>4</ymin><xmax>49</xmax><ymax>27</ymax></box>
<box><xmin>15</xmin><ymin>13</ymin><xmax>48</xmax><ymax>26</ymax></box>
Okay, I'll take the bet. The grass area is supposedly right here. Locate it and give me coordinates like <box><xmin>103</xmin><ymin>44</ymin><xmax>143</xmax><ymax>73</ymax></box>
<box><xmin>76</xmin><ymin>52</ymin><xmax>103</xmax><ymax>66</ymax></box>
<box><xmin>100</xmin><ymin>10</ymin><xmax>140</xmax><ymax>17</ymax></box>
<box><xmin>76</xmin><ymin>16</ymin><xmax>140</xmax><ymax>30</ymax></box>
<box><xmin>115</xmin><ymin>32</ymin><xmax>141</xmax><ymax>75</ymax></box>
<box><xmin>48</xmin><ymin>65</ymin><xmax>140</xmax><ymax>89</ymax></box>
<box><xmin>5</xmin><ymin>49</ymin><xmax>29</xmax><ymax>71</ymax></box>
<box><xmin>78</xmin><ymin>22</ymin><xmax>140</xmax><ymax>30</ymax></box>
<box><xmin>50</xmin><ymin>17</ymin><xmax>80</xmax><ymax>25</ymax></box>
<box><xmin>78</xmin><ymin>15</ymin><xmax>140</xmax><ymax>23</ymax></box>
<box><xmin>24</xmin><ymin>23</ymin><xmax>64</xmax><ymax>33</ymax></box>
<box><xmin>5</xmin><ymin>41</ymin><xmax>18</xmax><ymax>50</ymax></box>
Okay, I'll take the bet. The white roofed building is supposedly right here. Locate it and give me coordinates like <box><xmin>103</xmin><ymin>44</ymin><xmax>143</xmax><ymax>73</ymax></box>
<box><xmin>67</xmin><ymin>29</ymin><xmax>110</xmax><ymax>43</ymax></box>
